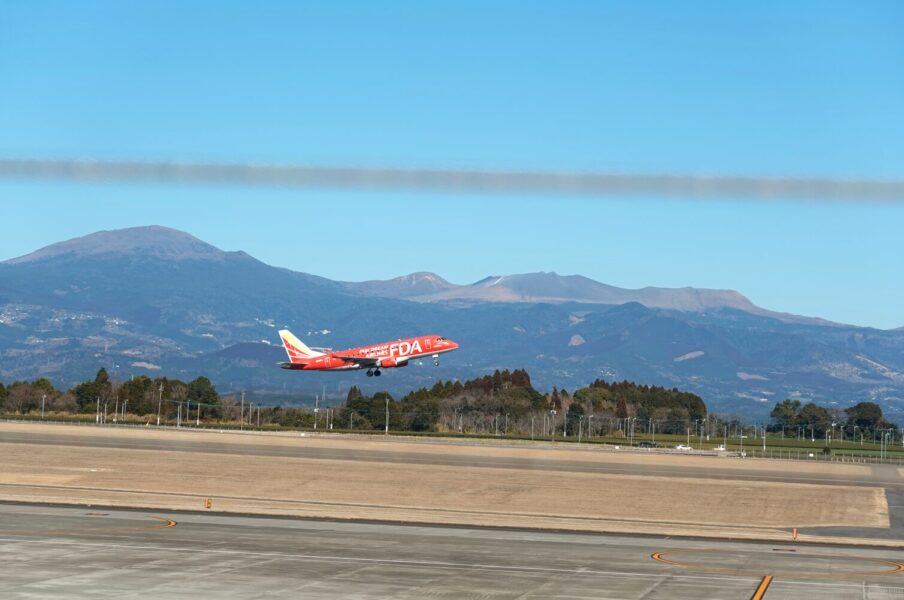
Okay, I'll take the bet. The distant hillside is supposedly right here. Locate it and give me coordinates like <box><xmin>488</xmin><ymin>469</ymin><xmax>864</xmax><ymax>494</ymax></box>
<box><xmin>345</xmin><ymin>272</ymin><xmax>456</xmax><ymax>298</ymax></box>
<box><xmin>2</xmin><ymin>225</ymin><xmax>904</xmax><ymax>422</ymax></box>
<box><xmin>6</xmin><ymin>225</ymin><xmax>224</xmax><ymax>264</ymax></box>
<box><xmin>347</xmin><ymin>271</ymin><xmax>829</xmax><ymax>325</ymax></box>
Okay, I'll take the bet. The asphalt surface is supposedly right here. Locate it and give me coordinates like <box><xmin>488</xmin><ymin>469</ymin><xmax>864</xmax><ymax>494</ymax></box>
<box><xmin>1</xmin><ymin>503</ymin><xmax>903</xmax><ymax>599</ymax></box>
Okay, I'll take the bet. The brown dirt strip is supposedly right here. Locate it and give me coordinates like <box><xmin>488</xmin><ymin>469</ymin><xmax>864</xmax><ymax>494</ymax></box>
<box><xmin>0</xmin><ymin>422</ymin><xmax>892</xmax><ymax>545</ymax></box>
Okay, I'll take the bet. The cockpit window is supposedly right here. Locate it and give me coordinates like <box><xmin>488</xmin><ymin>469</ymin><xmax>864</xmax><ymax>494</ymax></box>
<box><xmin>437</xmin><ymin>337</ymin><xmax>445</xmax><ymax>341</ymax></box>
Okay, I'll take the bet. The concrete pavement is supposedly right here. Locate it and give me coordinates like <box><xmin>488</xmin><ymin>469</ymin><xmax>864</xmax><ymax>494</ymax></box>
<box><xmin>1</xmin><ymin>503</ymin><xmax>902</xmax><ymax>599</ymax></box>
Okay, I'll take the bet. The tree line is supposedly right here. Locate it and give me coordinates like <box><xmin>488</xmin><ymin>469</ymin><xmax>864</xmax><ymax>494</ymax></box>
<box><xmin>10</xmin><ymin>368</ymin><xmax>897</xmax><ymax>440</ymax></box>
<box><xmin>5</xmin><ymin>367</ymin><xmax>893</xmax><ymax>440</ymax></box>
<box><xmin>0</xmin><ymin>367</ymin><xmax>711</xmax><ymax>436</ymax></box>
<box><xmin>769</xmin><ymin>398</ymin><xmax>897</xmax><ymax>440</ymax></box>
<box><xmin>333</xmin><ymin>370</ymin><xmax>710</xmax><ymax>437</ymax></box>
<box><xmin>0</xmin><ymin>368</ymin><xmax>223</xmax><ymax>422</ymax></box>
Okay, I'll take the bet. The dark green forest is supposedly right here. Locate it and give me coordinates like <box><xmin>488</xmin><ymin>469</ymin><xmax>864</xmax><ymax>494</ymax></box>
<box><xmin>1</xmin><ymin>368</ymin><xmax>894</xmax><ymax>441</ymax></box>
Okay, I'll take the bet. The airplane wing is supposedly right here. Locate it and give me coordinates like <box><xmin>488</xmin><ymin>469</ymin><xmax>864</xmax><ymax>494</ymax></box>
<box><xmin>278</xmin><ymin>362</ymin><xmax>307</xmax><ymax>370</ymax></box>
<box><xmin>332</xmin><ymin>355</ymin><xmax>380</xmax><ymax>367</ymax></box>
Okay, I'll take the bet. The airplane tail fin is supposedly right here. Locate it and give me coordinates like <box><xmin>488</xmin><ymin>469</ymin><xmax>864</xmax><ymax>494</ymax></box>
<box><xmin>278</xmin><ymin>329</ymin><xmax>326</xmax><ymax>363</ymax></box>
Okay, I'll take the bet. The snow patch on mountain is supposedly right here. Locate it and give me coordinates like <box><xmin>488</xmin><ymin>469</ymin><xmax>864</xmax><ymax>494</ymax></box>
<box><xmin>736</xmin><ymin>372</ymin><xmax>769</xmax><ymax>381</ymax></box>
<box><xmin>568</xmin><ymin>334</ymin><xmax>586</xmax><ymax>346</ymax></box>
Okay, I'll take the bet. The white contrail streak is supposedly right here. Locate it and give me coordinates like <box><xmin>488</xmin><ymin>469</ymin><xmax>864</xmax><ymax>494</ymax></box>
<box><xmin>1</xmin><ymin>158</ymin><xmax>903</xmax><ymax>201</ymax></box>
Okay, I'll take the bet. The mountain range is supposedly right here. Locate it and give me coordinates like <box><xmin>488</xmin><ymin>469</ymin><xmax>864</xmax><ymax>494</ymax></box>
<box><xmin>2</xmin><ymin>225</ymin><xmax>903</xmax><ymax>421</ymax></box>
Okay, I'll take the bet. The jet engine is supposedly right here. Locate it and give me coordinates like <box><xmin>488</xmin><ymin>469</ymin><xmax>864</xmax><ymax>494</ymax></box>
<box><xmin>378</xmin><ymin>357</ymin><xmax>409</xmax><ymax>368</ymax></box>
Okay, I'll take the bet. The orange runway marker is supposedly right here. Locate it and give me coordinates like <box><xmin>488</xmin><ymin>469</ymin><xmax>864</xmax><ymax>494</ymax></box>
<box><xmin>750</xmin><ymin>575</ymin><xmax>773</xmax><ymax>600</ymax></box>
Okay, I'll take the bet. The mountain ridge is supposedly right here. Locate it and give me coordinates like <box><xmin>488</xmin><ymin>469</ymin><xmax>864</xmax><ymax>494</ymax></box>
<box><xmin>4</xmin><ymin>225</ymin><xmax>231</xmax><ymax>265</ymax></box>
<box><xmin>2</xmin><ymin>225</ymin><xmax>903</xmax><ymax>422</ymax></box>
<box><xmin>346</xmin><ymin>270</ymin><xmax>837</xmax><ymax>326</ymax></box>
<box><xmin>0</xmin><ymin>226</ymin><xmax>852</xmax><ymax>325</ymax></box>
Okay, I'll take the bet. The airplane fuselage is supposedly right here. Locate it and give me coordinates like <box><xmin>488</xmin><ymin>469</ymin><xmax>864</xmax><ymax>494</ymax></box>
<box><xmin>278</xmin><ymin>331</ymin><xmax>458</xmax><ymax>375</ymax></box>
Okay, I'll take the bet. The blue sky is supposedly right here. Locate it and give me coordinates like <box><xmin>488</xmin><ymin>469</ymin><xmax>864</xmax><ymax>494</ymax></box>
<box><xmin>1</xmin><ymin>2</ymin><xmax>903</xmax><ymax>328</ymax></box>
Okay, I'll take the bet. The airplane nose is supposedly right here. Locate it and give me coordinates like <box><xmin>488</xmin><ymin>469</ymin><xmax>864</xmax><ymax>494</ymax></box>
<box><xmin>448</xmin><ymin>339</ymin><xmax>460</xmax><ymax>349</ymax></box>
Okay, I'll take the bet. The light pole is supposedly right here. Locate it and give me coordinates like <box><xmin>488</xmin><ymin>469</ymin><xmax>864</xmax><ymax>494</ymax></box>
<box><xmin>385</xmin><ymin>396</ymin><xmax>389</xmax><ymax>435</ymax></box>
<box><xmin>550</xmin><ymin>410</ymin><xmax>557</xmax><ymax>441</ymax></box>
<box><xmin>241</xmin><ymin>391</ymin><xmax>245</xmax><ymax>430</ymax></box>
<box><xmin>41</xmin><ymin>394</ymin><xmax>46</xmax><ymax>419</ymax></box>
<box><xmin>156</xmin><ymin>384</ymin><xmax>163</xmax><ymax>426</ymax></box>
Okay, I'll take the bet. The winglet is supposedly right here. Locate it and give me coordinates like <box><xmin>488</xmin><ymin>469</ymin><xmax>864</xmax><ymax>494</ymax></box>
<box><xmin>278</xmin><ymin>329</ymin><xmax>325</xmax><ymax>363</ymax></box>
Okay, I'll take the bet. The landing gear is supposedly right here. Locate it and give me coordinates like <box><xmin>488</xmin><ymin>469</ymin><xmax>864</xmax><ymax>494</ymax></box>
<box><xmin>432</xmin><ymin>353</ymin><xmax>440</xmax><ymax>367</ymax></box>
<box><xmin>366</xmin><ymin>369</ymin><xmax>374</xmax><ymax>377</ymax></box>
<box><xmin>374</xmin><ymin>369</ymin><xmax>381</xmax><ymax>377</ymax></box>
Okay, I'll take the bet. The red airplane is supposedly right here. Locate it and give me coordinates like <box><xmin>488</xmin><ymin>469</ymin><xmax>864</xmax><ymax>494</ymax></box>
<box><xmin>278</xmin><ymin>329</ymin><xmax>459</xmax><ymax>377</ymax></box>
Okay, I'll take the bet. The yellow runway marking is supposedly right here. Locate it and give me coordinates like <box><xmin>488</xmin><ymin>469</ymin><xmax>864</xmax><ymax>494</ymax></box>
<box><xmin>0</xmin><ymin>515</ymin><xmax>177</xmax><ymax>536</ymax></box>
<box><xmin>149</xmin><ymin>516</ymin><xmax>178</xmax><ymax>529</ymax></box>
<box><xmin>750</xmin><ymin>575</ymin><xmax>772</xmax><ymax>600</ymax></box>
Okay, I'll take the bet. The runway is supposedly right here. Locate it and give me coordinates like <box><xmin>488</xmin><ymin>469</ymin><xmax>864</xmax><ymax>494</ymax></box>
<box><xmin>1</xmin><ymin>423</ymin><xmax>902</xmax><ymax>545</ymax></box>
<box><xmin>1</xmin><ymin>503</ymin><xmax>903</xmax><ymax>599</ymax></box>
<box><xmin>2</xmin><ymin>426</ymin><xmax>899</xmax><ymax>488</ymax></box>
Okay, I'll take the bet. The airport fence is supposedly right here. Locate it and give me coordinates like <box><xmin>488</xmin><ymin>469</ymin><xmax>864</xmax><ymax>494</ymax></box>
<box><xmin>5</xmin><ymin>413</ymin><xmax>904</xmax><ymax>466</ymax></box>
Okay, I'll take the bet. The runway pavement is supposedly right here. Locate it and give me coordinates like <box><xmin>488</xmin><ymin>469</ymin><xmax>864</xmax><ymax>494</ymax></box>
<box><xmin>1</xmin><ymin>503</ymin><xmax>903</xmax><ymax>599</ymax></box>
